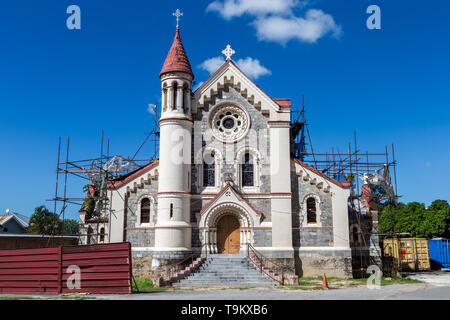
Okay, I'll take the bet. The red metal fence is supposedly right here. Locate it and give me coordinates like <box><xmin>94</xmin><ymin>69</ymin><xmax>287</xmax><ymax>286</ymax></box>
<box><xmin>0</xmin><ymin>242</ymin><xmax>132</xmax><ymax>294</ymax></box>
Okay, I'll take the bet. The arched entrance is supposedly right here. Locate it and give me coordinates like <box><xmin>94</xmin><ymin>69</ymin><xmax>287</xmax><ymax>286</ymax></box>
<box><xmin>217</xmin><ymin>214</ymin><xmax>240</xmax><ymax>254</ymax></box>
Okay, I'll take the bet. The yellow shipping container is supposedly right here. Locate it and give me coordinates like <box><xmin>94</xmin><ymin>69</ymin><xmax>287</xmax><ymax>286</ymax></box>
<box><xmin>383</xmin><ymin>238</ymin><xmax>430</xmax><ymax>271</ymax></box>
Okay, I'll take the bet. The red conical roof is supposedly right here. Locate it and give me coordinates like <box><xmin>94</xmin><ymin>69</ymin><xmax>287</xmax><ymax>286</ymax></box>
<box><xmin>159</xmin><ymin>28</ymin><xmax>194</xmax><ymax>78</ymax></box>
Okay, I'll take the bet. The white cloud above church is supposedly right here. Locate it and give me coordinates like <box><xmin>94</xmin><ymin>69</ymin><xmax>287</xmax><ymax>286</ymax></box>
<box><xmin>198</xmin><ymin>56</ymin><xmax>271</xmax><ymax>80</ymax></box>
<box><xmin>206</xmin><ymin>0</ymin><xmax>341</xmax><ymax>44</ymax></box>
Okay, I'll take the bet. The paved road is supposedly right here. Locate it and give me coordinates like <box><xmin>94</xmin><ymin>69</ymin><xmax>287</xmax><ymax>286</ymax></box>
<box><xmin>405</xmin><ymin>271</ymin><xmax>450</xmax><ymax>287</ymax></box>
<box><xmin>2</xmin><ymin>272</ymin><xmax>449</xmax><ymax>300</ymax></box>
<box><xmin>91</xmin><ymin>283</ymin><xmax>450</xmax><ymax>300</ymax></box>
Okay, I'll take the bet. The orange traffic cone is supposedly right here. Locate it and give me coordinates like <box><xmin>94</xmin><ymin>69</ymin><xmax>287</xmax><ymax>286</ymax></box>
<box><xmin>322</xmin><ymin>273</ymin><xmax>328</xmax><ymax>289</ymax></box>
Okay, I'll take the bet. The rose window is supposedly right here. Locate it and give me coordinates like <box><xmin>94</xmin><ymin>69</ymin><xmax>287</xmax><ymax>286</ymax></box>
<box><xmin>210</xmin><ymin>105</ymin><xmax>249</xmax><ymax>142</ymax></box>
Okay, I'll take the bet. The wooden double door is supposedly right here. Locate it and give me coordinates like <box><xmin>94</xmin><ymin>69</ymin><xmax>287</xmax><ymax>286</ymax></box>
<box><xmin>217</xmin><ymin>215</ymin><xmax>240</xmax><ymax>254</ymax></box>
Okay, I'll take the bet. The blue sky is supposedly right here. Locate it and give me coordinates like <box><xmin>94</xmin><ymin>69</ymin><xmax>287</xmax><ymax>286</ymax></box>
<box><xmin>0</xmin><ymin>0</ymin><xmax>449</xmax><ymax>220</ymax></box>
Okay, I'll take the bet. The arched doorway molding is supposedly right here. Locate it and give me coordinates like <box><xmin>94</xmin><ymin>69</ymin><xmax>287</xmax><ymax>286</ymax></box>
<box><xmin>200</xmin><ymin>202</ymin><xmax>255</xmax><ymax>253</ymax></box>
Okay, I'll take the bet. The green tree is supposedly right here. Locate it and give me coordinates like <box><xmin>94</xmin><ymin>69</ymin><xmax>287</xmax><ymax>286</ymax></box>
<box><xmin>28</xmin><ymin>206</ymin><xmax>62</xmax><ymax>235</ymax></box>
<box><xmin>62</xmin><ymin>219</ymin><xmax>80</xmax><ymax>235</ymax></box>
<box><xmin>396</xmin><ymin>202</ymin><xmax>427</xmax><ymax>237</ymax></box>
<box><xmin>422</xmin><ymin>200</ymin><xmax>450</xmax><ymax>238</ymax></box>
<box><xmin>379</xmin><ymin>203</ymin><xmax>403</xmax><ymax>235</ymax></box>
<box><xmin>379</xmin><ymin>200</ymin><xmax>450</xmax><ymax>239</ymax></box>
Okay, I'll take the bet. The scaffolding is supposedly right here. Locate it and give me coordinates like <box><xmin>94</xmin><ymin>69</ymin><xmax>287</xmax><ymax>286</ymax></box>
<box><xmin>47</xmin><ymin>104</ymin><xmax>160</xmax><ymax>246</ymax></box>
<box><xmin>290</xmin><ymin>96</ymin><xmax>402</xmax><ymax>277</ymax></box>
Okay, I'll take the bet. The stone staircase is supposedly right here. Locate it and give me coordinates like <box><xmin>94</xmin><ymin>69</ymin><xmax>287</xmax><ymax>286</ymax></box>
<box><xmin>172</xmin><ymin>254</ymin><xmax>276</xmax><ymax>288</ymax></box>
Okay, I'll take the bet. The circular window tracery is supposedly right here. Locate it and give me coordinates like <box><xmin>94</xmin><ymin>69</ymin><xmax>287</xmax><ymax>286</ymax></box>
<box><xmin>210</xmin><ymin>104</ymin><xmax>250</xmax><ymax>142</ymax></box>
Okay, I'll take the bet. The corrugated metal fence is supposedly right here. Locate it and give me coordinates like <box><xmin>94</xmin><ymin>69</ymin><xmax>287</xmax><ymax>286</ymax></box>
<box><xmin>429</xmin><ymin>239</ymin><xmax>450</xmax><ymax>270</ymax></box>
<box><xmin>0</xmin><ymin>242</ymin><xmax>132</xmax><ymax>294</ymax></box>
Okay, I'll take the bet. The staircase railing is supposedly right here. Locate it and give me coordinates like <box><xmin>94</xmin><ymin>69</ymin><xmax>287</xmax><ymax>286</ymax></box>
<box><xmin>246</xmin><ymin>243</ymin><xmax>288</xmax><ymax>285</ymax></box>
<box><xmin>166</xmin><ymin>244</ymin><xmax>209</xmax><ymax>282</ymax></box>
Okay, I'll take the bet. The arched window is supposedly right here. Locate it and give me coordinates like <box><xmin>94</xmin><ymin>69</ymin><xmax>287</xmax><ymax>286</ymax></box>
<box><xmin>141</xmin><ymin>198</ymin><xmax>151</xmax><ymax>224</ymax></box>
<box><xmin>99</xmin><ymin>227</ymin><xmax>105</xmax><ymax>242</ymax></box>
<box><xmin>203</xmin><ymin>152</ymin><xmax>215</xmax><ymax>187</ymax></box>
<box><xmin>306</xmin><ymin>197</ymin><xmax>317</xmax><ymax>224</ymax></box>
<box><xmin>241</xmin><ymin>153</ymin><xmax>254</xmax><ymax>187</ymax></box>
<box><xmin>173</xmin><ymin>82</ymin><xmax>178</xmax><ymax>110</ymax></box>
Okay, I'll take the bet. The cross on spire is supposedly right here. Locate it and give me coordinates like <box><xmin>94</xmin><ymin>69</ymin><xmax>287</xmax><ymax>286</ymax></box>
<box><xmin>173</xmin><ymin>9</ymin><xmax>183</xmax><ymax>29</ymax></box>
<box><xmin>222</xmin><ymin>44</ymin><xmax>235</xmax><ymax>60</ymax></box>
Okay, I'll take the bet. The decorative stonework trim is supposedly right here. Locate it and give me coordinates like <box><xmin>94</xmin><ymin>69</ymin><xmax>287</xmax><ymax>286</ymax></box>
<box><xmin>292</xmin><ymin>157</ymin><xmax>350</xmax><ymax>189</ymax></box>
<box><xmin>209</xmin><ymin>102</ymin><xmax>250</xmax><ymax>143</ymax></box>
<box><xmin>235</xmin><ymin>146</ymin><xmax>262</xmax><ymax>190</ymax></box>
<box><xmin>136</xmin><ymin>194</ymin><xmax>156</xmax><ymax>227</ymax></box>
<box><xmin>107</xmin><ymin>160</ymin><xmax>159</xmax><ymax>190</ymax></box>
<box><xmin>292</xmin><ymin>226</ymin><xmax>333</xmax><ymax>229</ymax></box>
<box><xmin>193</xmin><ymin>60</ymin><xmax>281</xmax><ymax>114</ymax></box>
<box><xmin>195</xmin><ymin>147</ymin><xmax>223</xmax><ymax>189</ymax></box>
<box><xmin>158</xmin><ymin>117</ymin><xmax>193</xmax><ymax>124</ymax></box>
<box><xmin>300</xmin><ymin>193</ymin><xmax>322</xmax><ymax>227</ymax></box>
<box><xmin>125</xmin><ymin>227</ymin><xmax>155</xmax><ymax>230</ymax></box>
<box><xmin>157</xmin><ymin>191</ymin><xmax>191</xmax><ymax>195</ymax></box>
<box><xmin>267</xmin><ymin>121</ymin><xmax>291</xmax><ymax>128</ymax></box>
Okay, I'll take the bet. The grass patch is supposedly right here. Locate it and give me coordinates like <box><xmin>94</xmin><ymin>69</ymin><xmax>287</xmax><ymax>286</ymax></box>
<box><xmin>0</xmin><ymin>296</ymin><xmax>40</xmax><ymax>300</ymax></box>
<box><xmin>132</xmin><ymin>278</ymin><xmax>170</xmax><ymax>293</ymax></box>
<box><xmin>294</xmin><ymin>275</ymin><xmax>422</xmax><ymax>289</ymax></box>
<box><xmin>60</xmin><ymin>295</ymin><xmax>97</xmax><ymax>300</ymax></box>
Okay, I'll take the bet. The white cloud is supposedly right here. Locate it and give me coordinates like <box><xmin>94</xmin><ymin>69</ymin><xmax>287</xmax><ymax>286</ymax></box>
<box><xmin>236</xmin><ymin>57</ymin><xmax>271</xmax><ymax>79</ymax></box>
<box><xmin>198</xmin><ymin>56</ymin><xmax>226</xmax><ymax>74</ymax></box>
<box><xmin>147</xmin><ymin>103</ymin><xmax>157</xmax><ymax>115</ymax></box>
<box><xmin>206</xmin><ymin>0</ymin><xmax>341</xmax><ymax>44</ymax></box>
<box><xmin>207</xmin><ymin>0</ymin><xmax>302</xmax><ymax>20</ymax></box>
<box><xmin>253</xmin><ymin>9</ymin><xmax>341</xmax><ymax>44</ymax></box>
<box><xmin>199</xmin><ymin>56</ymin><xmax>271</xmax><ymax>80</ymax></box>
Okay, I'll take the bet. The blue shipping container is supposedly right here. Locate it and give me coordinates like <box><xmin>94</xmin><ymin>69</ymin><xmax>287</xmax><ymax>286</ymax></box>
<box><xmin>428</xmin><ymin>239</ymin><xmax>450</xmax><ymax>270</ymax></box>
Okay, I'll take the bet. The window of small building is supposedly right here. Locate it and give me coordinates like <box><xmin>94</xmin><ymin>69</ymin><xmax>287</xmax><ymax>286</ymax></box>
<box><xmin>140</xmin><ymin>198</ymin><xmax>151</xmax><ymax>224</ymax></box>
<box><xmin>306</xmin><ymin>197</ymin><xmax>317</xmax><ymax>224</ymax></box>
<box><xmin>99</xmin><ymin>227</ymin><xmax>105</xmax><ymax>242</ymax></box>
<box><xmin>87</xmin><ymin>226</ymin><xmax>93</xmax><ymax>244</ymax></box>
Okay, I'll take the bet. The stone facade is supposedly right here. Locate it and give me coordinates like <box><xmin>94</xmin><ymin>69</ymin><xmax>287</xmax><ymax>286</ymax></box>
<box><xmin>100</xmin><ymin>28</ymin><xmax>362</xmax><ymax>281</ymax></box>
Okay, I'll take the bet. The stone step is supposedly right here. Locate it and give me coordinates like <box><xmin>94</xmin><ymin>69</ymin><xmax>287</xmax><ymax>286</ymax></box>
<box><xmin>174</xmin><ymin>282</ymin><xmax>275</xmax><ymax>287</ymax></box>
<box><xmin>185</xmin><ymin>273</ymin><xmax>265</xmax><ymax>279</ymax></box>
<box><xmin>171</xmin><ymin>254</ymin><xmax>276</xmax><ymax>287</ymax></box>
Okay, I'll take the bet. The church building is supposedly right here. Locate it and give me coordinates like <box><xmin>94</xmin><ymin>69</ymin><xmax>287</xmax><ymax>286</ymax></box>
<box><xmin>80</xmin><ymin>17</ymin><xmax>357</xmax><ymax>279</ymax></box>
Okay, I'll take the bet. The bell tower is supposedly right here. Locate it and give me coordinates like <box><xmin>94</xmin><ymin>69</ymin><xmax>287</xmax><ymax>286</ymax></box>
<box><xmin>154</xmin><ymin>10</ymin><xmax>193</xmax><ymax>258</ymax></box>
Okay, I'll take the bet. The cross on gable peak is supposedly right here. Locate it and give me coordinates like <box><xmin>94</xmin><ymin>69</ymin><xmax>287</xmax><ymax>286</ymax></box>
<box><xmin>222</xmin><ymin>44</ymin><xmax>235</xmax><ymax>60</ymax></box>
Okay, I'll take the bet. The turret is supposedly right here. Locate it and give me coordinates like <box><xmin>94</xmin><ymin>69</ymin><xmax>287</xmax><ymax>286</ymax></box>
<box><xmin>154</xmin><ymin>13</ymin><xmax>193</xmax><ymax>259</ymax></box>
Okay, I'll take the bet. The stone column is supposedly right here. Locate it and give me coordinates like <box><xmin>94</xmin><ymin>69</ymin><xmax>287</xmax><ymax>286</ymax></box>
<box><xmin>269</xmin><ymin>121</ymin><xmax>293</xmax><ymax>253</ymax></box>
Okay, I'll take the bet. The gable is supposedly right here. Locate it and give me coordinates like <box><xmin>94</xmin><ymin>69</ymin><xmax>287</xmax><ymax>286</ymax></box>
<box><xmin>107</xmin><ymin>160</ymin><xmax>159</xmax><ymax>191</ymax></box>
<box><xmin>292</xmin><ymin>157</ymin><xmax>350</xmax><ymax>193</ymax></box>
<box><xmin>200</xmin><ymin>183</ymin><xmax>262</xmax><ymax>216</ymax></box>
<box><xmin>193</xmin><ymin>60</ymin><xmax>289</xmax><ymax>120</ymax></box>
